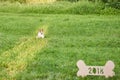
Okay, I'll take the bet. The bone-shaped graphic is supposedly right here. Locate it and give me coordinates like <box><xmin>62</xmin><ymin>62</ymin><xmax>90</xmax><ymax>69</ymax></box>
<box><xmin>77</xmin><ymin>60</ymin><xmax>115</xmax><ymax>78</ymax></box>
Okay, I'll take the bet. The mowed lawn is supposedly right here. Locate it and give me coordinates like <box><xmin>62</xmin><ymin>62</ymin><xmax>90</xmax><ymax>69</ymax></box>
<box><xmin>0</xmin><ymin>13</ymin><xmax>120</xmax><ymax>80</ymax></box>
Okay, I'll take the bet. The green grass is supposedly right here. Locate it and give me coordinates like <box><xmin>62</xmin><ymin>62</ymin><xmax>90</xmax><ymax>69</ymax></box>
<box><xmin>0</xmin><ymin>1</ymin><xmax>120</xmax><ymax>15</ymax></box>
<box><xmin>0</xmin><ymin>13</ymin><xmax>120</xmax><ymax>80</ymax></box>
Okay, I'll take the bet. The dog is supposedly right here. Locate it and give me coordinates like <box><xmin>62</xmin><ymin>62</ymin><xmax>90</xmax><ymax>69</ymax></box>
<box><xmin>36</xmin><ymin>29</ymin><xmax>44</xmax><ymax>38</ymax></box>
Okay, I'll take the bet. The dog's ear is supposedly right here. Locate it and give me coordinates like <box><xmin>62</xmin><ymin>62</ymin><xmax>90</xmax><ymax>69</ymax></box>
<box><xmin>41</xmin><ymin>29</ymin><xmax>44</xmax><ymax>32</ymax></box>
<box><xmin>39</xmin><ymin>29</ymin><xmax>41</xmax><ymax>32</ymax></box>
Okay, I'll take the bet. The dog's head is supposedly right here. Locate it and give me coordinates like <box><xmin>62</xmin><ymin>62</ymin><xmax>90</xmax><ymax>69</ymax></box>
<box><xmin>39</xmin><ymin>29</ymin><xmax>44</xmax><ymax>33</ymax></box>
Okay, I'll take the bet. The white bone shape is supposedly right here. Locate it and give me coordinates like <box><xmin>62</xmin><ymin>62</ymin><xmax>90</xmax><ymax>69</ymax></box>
<box><xmin>77</xmin><ymin>60</ymin><xmax>115</xmax><ymax>78</ymax></box>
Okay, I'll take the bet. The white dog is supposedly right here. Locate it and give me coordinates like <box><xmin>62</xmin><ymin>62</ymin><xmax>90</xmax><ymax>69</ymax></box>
<box><xmin>36</xmin><ymin>29</ymin><xmax>44</xmax><ymax>38</ymax></box>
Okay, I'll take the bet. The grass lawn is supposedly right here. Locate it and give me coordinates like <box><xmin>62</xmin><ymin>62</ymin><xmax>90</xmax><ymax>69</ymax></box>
<box><xmin>0</xmin><ymin>13</ymin><xmax>120</xmax><ymax>80</ymax></box>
